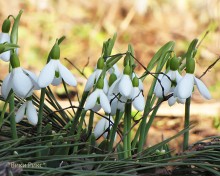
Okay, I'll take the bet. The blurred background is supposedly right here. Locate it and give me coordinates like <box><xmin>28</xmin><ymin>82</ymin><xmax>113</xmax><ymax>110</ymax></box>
<box><xmin>0</xmin><ymin>0</ymin><xmax>220</xmax><ymax>148</ymax></box>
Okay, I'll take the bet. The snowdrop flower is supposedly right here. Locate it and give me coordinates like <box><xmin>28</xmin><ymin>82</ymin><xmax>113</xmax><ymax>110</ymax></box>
<box><xmin>38</xmin><ymin>42</ymin><xmax>77</xmax><ymax>88</ymax></box>
<box><xmin>168</xmin><ymin>87</ymin><xmax>186</xmax><ymax>106</ymax></box>
<box><xmin>175</xmin><ymin>58</ymin><xmax>211</xmax><ymax>100</ymax></box>
<box><xmin>15</xmin><ymin>97</ymin><xmax>38</xmax><ymax>125</ymax></box>
<box><xmin>108</xmin><ymin>73</ymin><xmax>126</xmax><ymax>115</ymax></box>
<box><xmin>0</xmin><ymin>18</ymin><xmax>11</xmax><ymax>62</ymax></box>
<box><xmin>94</xmin><ymin>116</ymin><xmax>115</xmax><ymax>139</ymax></box>
<box><xmin>118</xmin><ymin>64</ymin><xmax>133</xmax><ymax>98</ymax></box>
<box><xmin>85</xmin><ymin>78</ymin><xmax>111</xmax><ymax>113</ymax></box>
<box><xmin>1</xmin><ymin>53</ymin><xmax>39</xmax><ymax>99</ymax></box>
<box><xmin>132</xmin><ymin>77</ymin><xmax>145</xmax><ymax>111</ymax></box>
<box><xmin>84</xmin><ymin>57</ymin><xmax>108</xmax><ymax>93</ymax></box>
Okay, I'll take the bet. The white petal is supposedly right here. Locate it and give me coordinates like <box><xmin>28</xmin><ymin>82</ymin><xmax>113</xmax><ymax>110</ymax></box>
<box><xmin>119</xmin><ymin>75</ymin><xmax>133</xmax><ymax>97</ymax></box>
<box><xmin>175</xmin><ymin>71</ymin><xmax>182</xmax><ymax>83</ymax></box>
<box><xmin>154</xmin><ymin>72</ymin><xmax>172</xmax><ymax>98</ymax></box>
<box><xmin>92</xmin><ymin>104</ymin><xmax>101</xmax><ymax>112</ymax></box>
<box><xmin>0</xmin><ymin>51</ymin><xmax>10</xmax><ymax>62</ymax></box>
<box><xmin>38</xmin><ymin>59</ymin><xmax>56</xmax><ymax>88</ymax></box>
<box><xmin>84</xmin><ymin>71</ymin><xmax>96</xmax><ymax>92</ymax></box>
<box><xmin>12</xmin><ymin>67</ymin><xmax>33</xmax><ymax>98</ymax></box>
<box><xmin>1</xmin><ymin>73</ymin><xmax>12</xmax><ymax>99</ymax></box>
<box><xmin>168</xmin><ymin>96</ymin><xmax>177</xmax><ymax>106</ymax></box>
<box><xmin>117</xmin><ymin>96</ymin><xmax>126</xmax><ymax>112</ymax></box>
<box><xmin>26</xmin><ymin>101</ymin><xmax>38</xmax><ymax>125</ymax></box>
<box><xmin>23</xmin><ymin>69</ymin><xmax>40</xmax><ymax>90</ymax></box>
<box><xmin>103</xmin><ymin>116</ymin><xmax>114</xmax><ymax>138</ymax></box>
<box><xmin>15</xmin><ymin>103</ymin><xmax>26</xmax><ymax>123</ymax></box>
<box><xmin>176</xmin><ymin>73</ymin><xmax>194</xmax><ymax>99</ymax></box>
<box><xmin>107</xmin><ymin>78</ymin><xmax>120</xmax><ymax>97</ymax></box>
<box><xmin>51</xmin><ymin>76</ymin><xmax>62</xmax><ymax>86</ymax></box>
<box><xmin>177</xmin><ymin>98</ymin><xmax>186</xmax><ymax>104</ymax></box>
<box><xmin>194</xmin><ymin>77</ymin><xmax>211</xmax><ymax>100</ymax></box>
<box><xmin>110</xmin><ymin>98</ymin><xmax>118</xmax><ymax>115</ymax></box>
<box><xmin>154</xmin><ymin>73</ymin><xmax>164</xmax><ymax>94</ymax></box>
<box><xmin>94</xmin><ymin>118</ymin><xmax>109</xmax><ymax>139</ymax></box>
<box><xmin>58</xmin><ymin>61</ymin><xmax>77</xmax><ymax>86</ymax></box>
<box><xmin>99</xmin><ymin>90</ymin><xmax>111</xmax><ymax>113</ymax></box>
<box><xmin>132</xmin><ymin>87</ymin><xmax>145</xmax><ymax>111</ymax></box>
<box><xmin>103</xmin><ymin>77</ymin><xmax>109</xmax><ymax>94</ymax></box>
<box><xmin>84</xmin><ymin>89</ymin><xmax>99</xmax><ymax>110</ymax></box>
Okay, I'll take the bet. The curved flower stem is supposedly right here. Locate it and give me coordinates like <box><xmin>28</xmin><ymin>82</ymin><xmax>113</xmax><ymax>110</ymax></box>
<box><xmin>37</xmin><ymin>88</ymin><xmax>46</xmax><ymax>156</ymax></box>
<box><xmin>9</xmin><ymin>92</ymin><xmax>17</xmax><ymax>139</ymax></box>
<box><xmin>123</xmin><ymin>102</ymin><xmax>132</xmax><ymax>158</ymax></box>
<box><xmin>183</xmin><ymin>97</ymin><xmax>191</xmax><ymax>151</ymax></box>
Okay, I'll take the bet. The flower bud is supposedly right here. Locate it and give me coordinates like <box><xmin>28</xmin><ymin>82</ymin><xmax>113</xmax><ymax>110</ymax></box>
<box><xmin>132</xmin><ymin>76</ymin><xmax>139</xmax><ymax>87</ymax></box>
<box><xmin>97</xmin><ymin>57</ymin><xmax>104</xmax><ymax>69</ymax></box>
<box><xmin>97</xmin><ymin>77</ymin><xmax>104</xmax><ymax>89</ymax></box>
<box><xmin>10</xmin><ymin>53</ymin><xmax>20</xmax><ymax>68</ymax></box>
<box><xmin>2</xmin><ymin>18</ymin><xmax>11</xmax><ymax>33</ymax></box>
<box><xmin>123</xmin><ymin>64</ymin><xmax>131</xmax><ymax>75</ymax></box>
<box><xmin>186</xmin><ymin>58</ymin><xmax>195</xmax><ymax>74</ymax></box>
<box><xmin>170</xmin><ymin>56</ymin><xmax>179</xmax><ymax>71</ymax></box>
<box><xmin>109</xmin><ymin>73</ymin><xmax>117</xmax><ymax>87</ymax></box>
<box><xmin>50</xmin><ymin>42</ymin><xmax>60</xmax><ymax>59</ymax></box>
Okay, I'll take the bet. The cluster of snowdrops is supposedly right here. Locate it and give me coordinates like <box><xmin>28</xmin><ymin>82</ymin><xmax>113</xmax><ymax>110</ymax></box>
<box><xmin>0</xmin><ymin>11</ymin><xmax>211</xmax><ymax>141</ymax></box>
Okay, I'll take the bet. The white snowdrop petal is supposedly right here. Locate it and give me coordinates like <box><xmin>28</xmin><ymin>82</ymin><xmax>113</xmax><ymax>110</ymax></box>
<box><xmin>168</xmin><ymin>96</ymin><xmax>177</xmax><ymax>106</ymax></box>
<box><xmin>108</xmin><ymin>78</ymin><xmax>120</xmax><ymax>97</ymax></box>
<box><xmin>110</xmin><ymin>98</ymin><xmax>118</xmax><ymax>115</ymax></box>
<box><xmin>92</xmin><ymin>104</ymin><xmax>101</xmax><ymax>112</ymax></box>
<box><xmin>23</xmin><ymin>69</ymin><xmax>40</xmax><ymax>90</ymax></box>
<box><xmin>0</xmin><ymin>51</ymin><xmax>10</xmax><ymax>62</ymax></box>
<box><xmin>15</xmin><ymin>103</ymin><xmax>26</xmax><ymax>123</ymax></box>
<box><xmin>84</xmin><ymin>72</ymin><xmax>96</xmax><ymax>92</ymax></box>
<box><xmin>177</xmin><ymin>73</ymin><xmax>194</xmax><ymax>99</ymax></box>
<box><xmin>26</xmin><ymin>101</ymin><xmax>38</xmax><ymax>125</ymax></box>
<box><xmin>177</xmin><ymin>98</ymin><xmax>186</xmax><ymax>104</ymax></box>
<box><xmin>103</xmin><ymin>77</ymin><xmax>109</xmax><ymax>94</ymax></box>
<box><xmin>51</xmin><ymin>76</ymin><xmax>62</xmax><ymax>86</ymax></box>
<box><xmin>94</xmin><ymin>118</ymin><xmax>108</xmax><ymax>139</ymax></box>
<box><xmin>194</xmin><ymin>77</ymin><xmax>212</xmax><ymax>100</ymax></box>
<box><xmin>58</xmin><ymin>62</ymin><xmax>77</xmax><ymax>86</ymax></box>
<box><xmin>38</xmin><ymin>60</ymin><xmax>56</xmax><ymax>88</ymax></box>
<box><xmin>119</xmin><ymin>75</ymin><xmax>133</xmax><ymax>97</ymax></box>
<box><xmin>100</xmin><ymin>90</ymin><xmax>111</xmax><ymax>113</ymax></box>
<box><xmin>1</xmin><ymin>73</ymin><xmax>12</xmax><ymax>99</ymax></box>
<box><xmin>175</xmin><ymin>71</ymin><xmax>182</xmax><ymax>83</ymax></box>
<box><xmin>154</xmin><ymin>73</ymin><xmax>171</xmax><ymax>97</ymax></box>
<box><xmin>12</xmin><ymin>68</ymin><xmax>33</xmax><ymax>98</ymax></box>
<box><xmin>85</xmin><ymin>89</ymin><xmax>99</xmax><ymax>110</ymax></box>
<box><xmin>132</xmin><ymin>87</ymin><xmax>145</xmax><ymax>111</ymax></box>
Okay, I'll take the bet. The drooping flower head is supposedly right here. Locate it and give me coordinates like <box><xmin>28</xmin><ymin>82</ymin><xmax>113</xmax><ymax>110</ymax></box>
<box><xmin>1</xmin><ymin>53</ymin><xmax>39</xmax><ymax>99</ymax></box>
<box><xmin>85</xmin><ymin>77</ymin><xmax>111</xmax><ymax>114</ymax></box>
<box><xmin>84</xmin><ymin>57</ymin><xmax>108</xmax><ymax>93</ymax></box>
<box><xmin>15</xmin><ymin>96</ymin><xmax>38</xmax><ymax>125</ymax></box>
<box><xmin>38</xmin><ymin>41</ymin><xmax>77</xmax><ymax>88</ymax></box>
<box><xmin>174</xmin><ymin>56</ymin><xmax>211</xmax><ymax>100</ymax></box>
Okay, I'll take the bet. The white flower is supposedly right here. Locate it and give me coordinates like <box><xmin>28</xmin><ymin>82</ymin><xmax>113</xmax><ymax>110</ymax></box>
<box><xmin>168</xmin><ymin>87</ymin><xmax>186</xmax><ymax>106</ymax></box>
<box><xmin>132</xmin><ymin>87</ymin><xmax>145</xmax><ymax>111</ymax></box>
<box><xmin>94</xmin><ymin>116</ymin><xmax>115</xmax><ymax>139</ymax></box>
<box><xmin>15</xmin><ymin>100</ymin><xmax>38</xmax><ymax>125</ymax></box>
<box><xmin>38</xmin><ymin>59</ymin><xmax>77</xmax><ymax>88</ymax></box>
<box><xmin>85</xmin><ymin>88</ymin><xmax>111</xmax><ymax>113</ymax></box>
<box><xmin>118</xmin><ymin>74</ymin><xmax>133</xmax><ymax>98</ymax></box>
<box><xmin>0</xmin><ymin>33</ymin><xmax>10</xmax><ymax>62</ymax></box>
<box><xmin>108</xmin><ymin>78</ymin><xmax>126</xmax><ymax>115</ymax></box>
<box><xmin>1</xmin><ymin>67</ymin><xmax>38</xmax><ymax>99</ymax></box>
<box><xmin>154</xmin><ymin>70</ymin><xmax>182</xmax><ymax>98</ymax></box>
<box><xmin>84</xmin><ymin>69</ymin><xmax>108</xmax><ymax>93</ymax></box>
<box><xmin>174</xmin><ymin>73</ymin><xmax>211</xmax><ymax>100</ymax></box>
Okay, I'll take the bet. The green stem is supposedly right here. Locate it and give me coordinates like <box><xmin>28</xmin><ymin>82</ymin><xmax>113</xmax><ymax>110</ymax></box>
<box><xmin>37</xmin><ymin>88</ymin><xmax>46</xmax><ymax>157</ymax></box>
<box><xmin>9</xmin><ymin>92</ymin><xmax>17</xmax><ymax>139</ymax></box>
<box><xmin>183</xmin><ymin>97</ymin><xmax>191</xmax><ymax>151</ymax></box>
<box><xmin>69</xmin><ymin>91</ymin><xmax>89</xmax><ymax>135</ymax></box>
<box><xmin>109</xmin><ymin>110</ymin><xmax>122</xmax><ymax>152</ymax></box>
<box><xmin>123</xmin><ymin>102</ymin><xmax>132</xmax><ymax>158</ymax></box>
